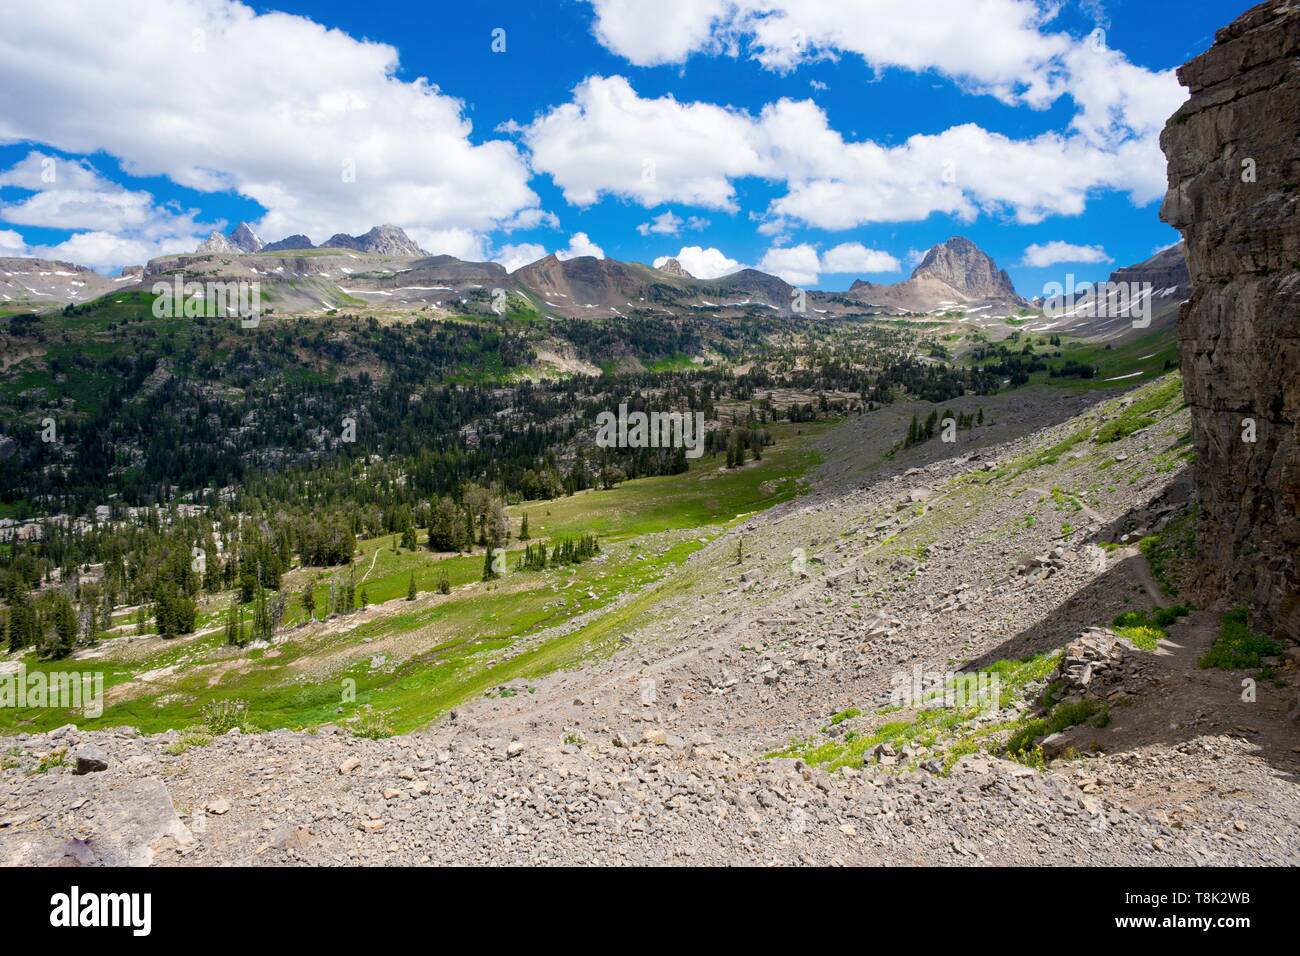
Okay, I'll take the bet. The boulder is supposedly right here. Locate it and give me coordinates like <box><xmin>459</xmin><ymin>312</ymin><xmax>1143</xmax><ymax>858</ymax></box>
<box><xmin>72</xmin><ymin>743</ymin><xmax>109</xmax><ymax>775</ymax></box>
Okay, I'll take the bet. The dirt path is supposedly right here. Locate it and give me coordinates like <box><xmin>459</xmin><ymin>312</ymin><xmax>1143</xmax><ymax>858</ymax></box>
<box><xmin>1026</xmin><ymin>485</ymin><xmax>1107</xmax><ymax>527</ymax></box>
<box><xmin>358</xmin><ymin>547</ymin><xmax>381</xmax><ymax>584</ymax></box>
<box><xmin>1125</xmin><ymin>547</ymin><xmax>1174</xmax><ymax>609</ymax></box>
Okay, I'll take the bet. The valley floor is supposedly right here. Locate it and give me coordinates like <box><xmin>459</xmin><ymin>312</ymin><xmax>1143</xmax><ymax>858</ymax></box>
<box><xmin>3</xmin><ymin>377</ymin><xmax>1298</xmax><ymax>866</ymax></box>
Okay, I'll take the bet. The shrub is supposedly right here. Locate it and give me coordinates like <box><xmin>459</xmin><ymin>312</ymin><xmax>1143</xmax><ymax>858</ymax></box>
<box><xmin>1111</xmin><ymin>605</ymin><xmax>1191</xmax><ymax>650</ymax></box>
<box><xmin>34</xmin><ymin>748</ymin><xmax>69</xmax><ymax>774</ymax></box>
<box><xmin>1199</xmin><ymin>608</ymin><xmax>1282</xmax><ymax>670</ymax></box>
<box><xmin>830</xmin><ymin>707</ymin><xmax>861</xmax><ymax>726</ymax></box>
<box><xmin>164</xmin><ymin>732</ymin><xmax>213</xmax><ymax>756</ymax></box>
<box><xmin>1138</xmin><ymin>508</ymin><xmax>1198</xmax><ymax>598</ymax></box>
<box><xmin>350</xmin><ymin>705</ymin><xmax>395</xmax><ymax>740</ymax></box>
<box><xmin>201</xmin><ymin>698</ymin><xmax>250</xmax><ymax>735</ymax></box>
<box><xmin>1005</xmin><ymin>718</ymin><xmax>1048</xmax><ymax>759</ymax></box>
<box><xmin>1006</xmin><ymin>699</ymin><xmax>1100</xmax><ymax>764</ymax></box>
<box><xmin>1115</xmin><ymin>624</ymin><xmax>1163</xmax><ymax>651</ymax></box>
<box><xmin>1153</xmin><ymin>604</ymin><xmax>1192</xmax><ymax>628</ymax></box>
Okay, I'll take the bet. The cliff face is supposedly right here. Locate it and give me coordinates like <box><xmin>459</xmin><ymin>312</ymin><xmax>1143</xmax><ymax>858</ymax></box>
<box><xmin>1159</xmin><ymin>1</ymin><xmax>1300</xmax><ymax>639</ymax></box>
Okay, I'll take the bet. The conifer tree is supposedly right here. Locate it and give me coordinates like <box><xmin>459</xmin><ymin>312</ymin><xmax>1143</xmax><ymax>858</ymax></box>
<box><xmin>301</xmin><ymin>581</ymin><xmax>316</xmax><ymax>622</ymax></box>
<box><xmin>5</xmin><ymin>583</ymin><xmax>35</xmax><ymax>651</ymax></box>
<box><xmin>224</xmin><ymin>594</ymin><xmax>243</xmax><ymax>646</ymax></box>
<box><xmin>252</xmin><ymin>581</ymin><xmax>270</xmax><ymax>643</ymax></box>
<box><xmin>42</xmin><ymin>591</ymin><xmax>77</xmax><ymax>659</ymax></box>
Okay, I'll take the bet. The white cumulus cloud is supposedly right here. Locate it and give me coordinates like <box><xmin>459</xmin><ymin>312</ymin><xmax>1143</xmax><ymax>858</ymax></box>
<box><xmin>494</xmin><ymin>242</ymin><xmax>549</xmax><ymax>272</ymax></box>
<box><xmin>524</xmin><ymin>76</ymin><xmax>1170</xmax><ymax>233</ymax></box>
<box><xmin>588</xmin><ymin>0</ymin><xmax>733</xmax><ymax>67</ymax></box>
<box><xmin>0</xmin><ymin>229</ymin><xmax>28</xmax><ymax>256</ymax></box>
<box><xmin>574</xmin><ymin>1</ymin><xmax>1183</xmax><ymax>231</ymax></box>
<box><xmin>819</xmin><ymin>242</ymin><xmax>901</xmax><ymax>274</ymax></box>
<box><xmin>584</xmin><ymin>0</ymin><xmax>1181</xmax><ymax>132</ymax></box>
<box><xmin>586</xmin><ymin>0</ymin><xmax>1065</xmax><ymax>101</ymax></box>
<box><xmin>0</xmin><ymin>0</ymin><xmax>540</xmax><ymax>263</ymax></box>
<box><xmin>30</xmin><ymin>232</ymin><xmax>200</xmax><ymax>272</ymax></box>
<box><xmin>637</xmin><ymin>211</ymin><xmax>684</xmax><ymax>236</ymax></box>
<box><xmin>405</xmin><ymin>228</ymin><xmax>490</xmax><ymax>262</ymax></box>
<box><xmin>1021</xmin><ymin>240</ymin><xmax>1113</xmax><ymax>267</ymax></box>
<box><xmin>637</xmin><ymin>210</ymin><xmax>711</xmax><ymax>236</ymax></box>
<box><xmin>523</xmin><ymin>76</ymin><xmax>768</xmax><ymax>210</ymax></box>
<box><xmin>654</xmin><ymin>245</ymin><xmax>746</xmax><ymax>279</ymax></box>
<box><xmin>759</xmin><ymin>243</ymin><xmax>821</xmax><ymax>286</ymax></box>
<box><xmin>0</xmin><ymin>151</ymin><xmax>212</xmax><ymax>268</ymax></box>
<box><xmin>493</xmin><ymin>233</ymin><xmax>606</xmax><ymax>271</ymax></box>
<box><xmin>556</xmin><ymin>232</ymin><xmax>606</xmax><ymax>260</ymax></box>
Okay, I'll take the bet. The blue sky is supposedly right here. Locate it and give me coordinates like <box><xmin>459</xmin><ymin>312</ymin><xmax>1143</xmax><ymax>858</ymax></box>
<box><xmin>0</xmin><ymin>0</ymin><xmax>1251</xmax><ymax>293</ymax></box>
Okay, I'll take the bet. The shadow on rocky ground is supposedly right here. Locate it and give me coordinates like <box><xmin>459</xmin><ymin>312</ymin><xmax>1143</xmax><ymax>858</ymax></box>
<box><xmin>966</xmin><ymin>531</ymin><xmax>1300</xmax><ymax>784</ymax></box>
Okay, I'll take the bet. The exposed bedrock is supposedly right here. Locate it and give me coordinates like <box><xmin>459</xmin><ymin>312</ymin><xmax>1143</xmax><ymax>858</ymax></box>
<box><xmin>1160</xmin><ymin>0</ymin><xmax>1300</xmax><ymax>639</ymax></box>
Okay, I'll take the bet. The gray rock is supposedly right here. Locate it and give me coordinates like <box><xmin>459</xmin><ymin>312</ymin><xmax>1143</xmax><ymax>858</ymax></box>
<box><xmin>72</xmin><ymin>743</ymin><xmax>109</xmax><ymax>775</ymax></box>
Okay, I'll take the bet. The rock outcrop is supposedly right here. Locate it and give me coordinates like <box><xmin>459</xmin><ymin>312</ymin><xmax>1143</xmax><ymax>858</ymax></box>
<box><xmin>911</xmin><ymin>236</ymin><xmax>1022</xmax><ymax>303</ymax></box>
<box><xmin>228</xmin><ymin>222</ymin><xmax>263</xmax><ymax>254</ymax></box>
<box><xmin>321</xmin><ymin>224</ymin><xmax>426</xmax><ymax>257</ymax></box>
<box><xmin>1160</xmin><ymin>0</ymin><xmax>1300</xmax><ymax>639</ymax></box>
<box><xmin>262</xmin><ymin>234</ymin><xmax>314</xmax><ymax>252</ymax></box>
<box><xmin>842</xmin><ymin>236</ymin><xmax>1025</xmax><ymax>312</ymax></box>
<box><xmin>656</xmin><ymin>257</ymin><xmax>691</xmax><ymax>278</ymax></box>
<box><xmin>196</xmin><ymin>230</ymin><xmax>235</xmax><ymax>255</ymax></box>
<box><xmin>196</xmin><ymin>222</ymin><xmax>263</xmax><ymax>255</ymax></box>
<box><xmin>0</xmin><ymin>257</ymin><xmax>122</xmax><ymax>308</ymax></box>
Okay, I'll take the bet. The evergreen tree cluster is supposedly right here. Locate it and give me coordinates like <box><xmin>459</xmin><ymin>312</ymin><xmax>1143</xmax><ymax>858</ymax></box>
<box><xmin>518</xmin><ymin>533</ymin><xmax>600</xmax><ymax>572</ymax></box>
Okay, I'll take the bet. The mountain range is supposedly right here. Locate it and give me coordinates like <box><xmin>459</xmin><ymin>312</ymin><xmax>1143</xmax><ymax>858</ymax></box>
<box><xmin>0</xmin><ymin>228</ymin><xmax>1187</xmax><ymax>343</ymax></box>
<box><xmin>196</xmin><ymin>222</ymin><xmax>427</xmax><ymax>258</ymax></box>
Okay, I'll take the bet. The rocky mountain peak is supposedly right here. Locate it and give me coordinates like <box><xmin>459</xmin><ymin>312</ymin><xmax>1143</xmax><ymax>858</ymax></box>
<box><xmin>363</xmin><ymin>224</ymin><xmax>427</xmax><ymax>257</ymax></box>
<box><xmin>195</xmin><ymin>222</ymin><xmax>263</xmax><ymax>255</ymax></box>
<box><xmin>228</xmin><ymin>222</ymin><xmax>263</xmax><ymax>253</ymax></box>
<box><xmin>657</xmin><ymin>257</ymin><xmax>692</xmax><ymax>279</ymax></box>
<box><xmin>196</xmin><ymin>230</ymin><xmax>235</xmax><ymax>255</ymax></box>
<box><xmin>911</xmin><ymin>236</ymin><xmax>1022</xmax><ymax>302</ymax></box>
<box><xmin>262</xmin><ymin>234</ymin><xmax>314</xmax><ymax>253</ymax></box>
<box><xmin>322</xmin><ymin>225</ymin><xmax>427</xmax><ymax>257</ymax></box>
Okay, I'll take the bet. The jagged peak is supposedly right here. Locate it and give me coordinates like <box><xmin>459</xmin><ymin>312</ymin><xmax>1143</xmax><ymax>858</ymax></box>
<box><xmin>910</xmin><ymin>236</ymin><xmax>1021</xmax><ymax>302</ymax></box>
<box><xmin>657</xmin><ymin>257</ymin><xmax>692</xmax><ymax>279</ymax></box>
<box><xmin>228</xmin><ymin>222</ymin><xmax>263</xmax><ymax>253</ymax></box>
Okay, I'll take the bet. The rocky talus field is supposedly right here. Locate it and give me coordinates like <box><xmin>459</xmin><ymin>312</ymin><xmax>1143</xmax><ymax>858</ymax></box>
<box><xmin>4</xmin><ymin>378</ymin><xmax>1298</xmax><ymax>866</ymax></box>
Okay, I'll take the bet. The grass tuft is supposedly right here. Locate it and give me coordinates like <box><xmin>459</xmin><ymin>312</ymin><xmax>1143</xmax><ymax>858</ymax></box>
<box><xmin>1199</xmin><ymin>608</ymin><xmax>1282</xmax><ymax>670</ymax></box>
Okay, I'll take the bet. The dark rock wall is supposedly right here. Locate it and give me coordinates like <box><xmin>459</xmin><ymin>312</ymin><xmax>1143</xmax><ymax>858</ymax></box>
<box><xmin>1160</xmin><ymin>1</ymin><xmax>1300</xmax><ymax>639</ymax></box>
